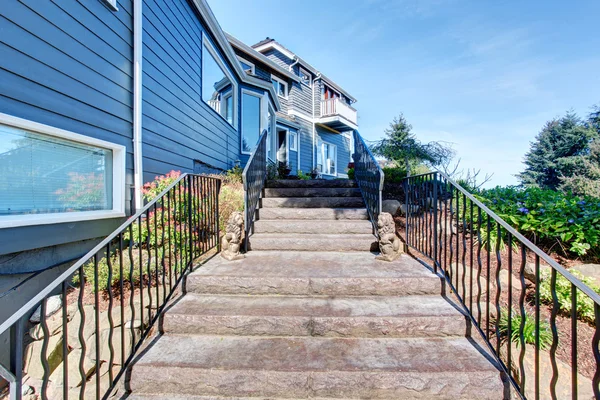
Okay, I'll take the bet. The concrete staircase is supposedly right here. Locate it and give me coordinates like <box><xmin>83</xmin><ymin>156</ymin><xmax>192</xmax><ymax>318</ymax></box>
<box><xmin>249</xmin><ymin>180</ymin><xmax>377</xmax><ymax>252</ymax></box>
<box><xmin>125</xmin><ymin>179</ymin><xmax>504</xmax><ymax>399</ymax></box>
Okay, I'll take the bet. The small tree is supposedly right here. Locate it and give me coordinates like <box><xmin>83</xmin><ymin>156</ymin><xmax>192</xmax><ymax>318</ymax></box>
<box><xmin>370</xmin><ymin>114</ymin><xmax>453</xmax><ymax>176</ymax></box>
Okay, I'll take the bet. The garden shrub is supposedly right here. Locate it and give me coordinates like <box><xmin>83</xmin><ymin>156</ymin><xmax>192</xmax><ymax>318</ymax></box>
<box><xmin>539</xmin><ymin>269</ymin><xmax>600</xmax><ymax>322</ymax></box>
<box><xmin>297</xmin><ymin>170</ymin><xmax>311</xmax><ymax>180</ymax></box>
<box><xmin>475</xmin><ymin>187</ymin><xmax>600</xmax><ymax>257</ymax></box>
<box><xmin>347</xmin><ymin>168</ymin><xmax>355</xmax><ymax>180</ymax></box>
<box><xmin>382</xmin><ymin>167</ymin><xmax>407</xmax><ymax>183</ymax></box>
<box><xmin>497</xmin><ymin>307</ymin><xmax>552</xmax><ymax>349</ymax></box>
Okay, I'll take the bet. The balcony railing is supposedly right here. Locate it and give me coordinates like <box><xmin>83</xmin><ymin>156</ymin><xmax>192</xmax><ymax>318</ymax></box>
<box><xmin>320</xmin><ymin>98</ymin><xmax>358</xmax><ymax>126</ymax></box>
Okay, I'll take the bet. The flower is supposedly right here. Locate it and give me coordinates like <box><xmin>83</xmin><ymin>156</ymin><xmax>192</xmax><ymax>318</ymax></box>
<box><xmin>568</xmin><ymin>219</ymin><xmax>575</xmax><ymax>224</ymax></box>
<box><xmin>577</xmin><ymin>200</ymin><xmax>586</xmax><ymax>206</ymax></box>
<box><xmin>518</xmin><ymin>207</ymin><xmax>529</xmax><ymax>214</ymax></box>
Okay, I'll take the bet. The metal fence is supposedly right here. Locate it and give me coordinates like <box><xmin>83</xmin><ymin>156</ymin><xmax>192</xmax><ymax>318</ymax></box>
<box><xmin>242</xmin><ymin>130</ymin><xmax>267</xmax><ymax>251</ymax></box>
<box><xmin>352</xmin><ymin>130</ymin><xmax>384</xmax><ymax>235</ymax></box>
<box><xmin>0</xmin><ymin>173</ymin><xmax>221</xmax><ymax>400</ymax></box>
<box><xmin>404</xmin><ymin>171</ymin><xmax>600</xmax><ymax>399</ymax></box>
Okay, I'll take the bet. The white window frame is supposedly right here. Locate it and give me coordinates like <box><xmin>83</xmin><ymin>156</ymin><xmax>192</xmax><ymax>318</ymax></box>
<box><xmin>299</xmin><ymin>67</ymin><xmax>312</xmax><ymax>87</ymax></box>
<box><xmin>271</xmin><ymin>75</ymin><xmax>288</xmax><ymax>99</ymax></box>
<box><xmin>236</xmin><ymin>56</ymin><xmax>255</xmax><ymax>74</ymax></box>
<box><xmin>0</xmin><ymin>113</ymin><xmax>126</xmax><ymax>229</ymax></box>
<box><xmin>202</xmin><ymin>33</ymin><xmax>238</xmax><ymax>130</ymax></box>
<box><xmin>240</xmin><ymin>89</ymin><xmax>265</xmax><ymax>155</ymax></box>
<box><xmin>320</xmin><ymin>141</ymin><xmax>337</xmax><ymax>176</ymax></box>
<box><xmin>289</xmin><ymin>130</ymin><xmax>297</xmax><ymax>152</ymax></box>
<box><xmin>102</xmin><ymin>0</ymin><xmax>118</xmax><ymax>11</ymax></box>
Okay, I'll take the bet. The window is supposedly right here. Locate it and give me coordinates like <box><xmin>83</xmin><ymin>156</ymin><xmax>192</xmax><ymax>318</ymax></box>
<box><xmin>299</xmin><ymin>67</ymin><xmax>312</xmax><ymax>87</ymax></box>
<box><xmin>202</xmin><ymin>36</ymin><xmax>237</xmax><ymax>128</ymax></box>
<box><xmin>0</xmin><ymin>114</ymin><xmax>125</xmax><ymax>228</ymax></box>
<box><xmin>266</xmin><ymin>105</ymin><xmax>276</xmax><ymax>161</ymax></box>
<box><xmin>272</xmin><ymin>76</ymin><xmax>287</xmax><ymax>98</ymax></box>
<box><xmin>237</xmin><ymin>56</ymin><xmax>255</xmax><ymax>74</ymax></box>
<box><xmin>317</xmin><ymin>140</ymin><xmax>336</xmax><ymax>175</ymax></box>
<box><xmin>241</xmin><ymin>91</ymin><xmax>262</xmax><ymax>154</ymax></box>
<box><xmin>322</xmin><ymin>84</ymin><xmax>340</xmax><ymax>100</ymax></box>
<box><xmin>289</xmin><ymin>131</ymin><xmax>297</xmax><ymax>151</ymax></box>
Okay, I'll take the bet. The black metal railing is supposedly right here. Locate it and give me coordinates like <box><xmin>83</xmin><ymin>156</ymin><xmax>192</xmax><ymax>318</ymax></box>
<box><xmin>242</xmin><ymin>130</ymin><xmax>268</xmax><ymax>251</ymax></box>
<box><xmin>0</xmin><ymin>173</ymin><xmax>221</xmax><ymax>400</ymax></box>
<box><xmin>404</xmin><ymin>171</ymin><xmax>600</xmax><ymax>399</ymax></box>
<box><xmin>352</xmin><ymin>130</ymin><xmax>384</xmax><ymax>235</ymax></box>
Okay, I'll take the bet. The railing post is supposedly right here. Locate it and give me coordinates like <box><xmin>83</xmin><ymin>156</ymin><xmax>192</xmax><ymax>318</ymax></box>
<box><xmin>433</xmin><ymin>172</ymin><xmax>439</xmax><ymax>273</ymax></box>
<box><xmin>216</xmin><ymin>179</ymin><xmax>221</xmax><ymax>252</ymax></box>
<box><xmin>404</xmin><ymin>177</ymin><xmax>409</xmax><ymax>247</ymax></box>
<box><xmin>187</xmin><ymin>174</ymin><xmax>193</xmax><ymax>270</ymax></box>
<box><xmin>9</xmin><ymin>317</ymin><xmax>24</xmax><ymax>400</ymax></box>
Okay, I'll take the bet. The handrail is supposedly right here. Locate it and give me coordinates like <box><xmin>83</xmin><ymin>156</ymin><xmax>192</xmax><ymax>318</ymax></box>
<box><xmin>403</xmin><ymin>171</ymin><xmax>600</xmax><ymax>399</ymax></box>
<box><xmin>242</xmin><ymin>130</ymin><xmax>268</xmax><ymax>251</ymax></box>
<box><xmin>352</xmin><ymin>130</ymin><xmax>384</xmax><ymax>236</ymax></box>
<box><xmin>0</xmin><ymin>172</ymin><xmax>221</xmax><ymax>399</ymax></box>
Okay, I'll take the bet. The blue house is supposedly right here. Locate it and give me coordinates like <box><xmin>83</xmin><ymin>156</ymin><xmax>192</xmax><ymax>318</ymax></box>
<box><xmin>227</xmin><ymin>34</ymin><xmax>358</xmax><ymax>178</ymax></box>
<box><xmin>0</xmin><ymin>0</ymin><xmax>324</xmax><ymax>314</ymax></box>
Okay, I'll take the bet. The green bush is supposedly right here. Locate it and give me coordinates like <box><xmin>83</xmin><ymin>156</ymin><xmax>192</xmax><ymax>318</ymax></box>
<box><xmin>497</xmin><ymin>307</ymin><xmax>552</xmax><ymax>349</ymax></box>
<box><xmin>382</xmin><ymin>167</ymin><xmax>407</xmax><ymax>183</ymax></box>
<box><xmin>347</xmin><ymin>168</ymin><xmax>355</xmax><ymax>180</ymax></box>
<box><xmin>297</xmin><ymin>170</ymin><xmax>311</xmax><ymax>180</ymax></box>
<box><xmin>540</xmin><ymin>269</ymin><xmax>600</xmax><ymax>322</ymax></box>
<box><xmin>475</xmin><ymin>187</ymin><xmax>600</xmax><ymax>257</ymax></box>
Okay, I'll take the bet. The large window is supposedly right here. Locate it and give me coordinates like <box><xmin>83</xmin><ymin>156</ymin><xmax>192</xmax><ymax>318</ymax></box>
<box><xmin>289</xmin><ymin>131</ymin><xmax>297</xmax><ymax>151</ymax></box>
<box><xmin>0</xmin><ymin>114</ymin><xmax>125</xmax><ymax>228</ymax></box>
<box><xmin>317</xmin><ymin>140</ymin><xmax>336</xmax><ymax>175</ymax></box>
<box><xmin>202</xmin><ymin>37</ymin><xmax>237</xmax><ymax>127</ymax></box>
<box><xmin>241</xmin><ymin>92</ymin><xmax>262</xmax><ymax>154</ymax></box>
<box><xmin>237</xmin><ymin>56</ymin><xmax>255</xmax><ymax>74</ymax></box>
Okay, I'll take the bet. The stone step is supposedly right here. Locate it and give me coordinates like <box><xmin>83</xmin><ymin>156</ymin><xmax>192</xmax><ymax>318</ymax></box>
<box><xmin>266</xmin><ymin>179</ymin><xmax>356</xmax><ymax>188</ymax></box>
<box><xmin>249</xmin><ymin>233</ymin><xmax>376</xmax><ymax>252</ymax></box>
<box><xmin>264</xmin><ymin>187</ymin><xmax>362</xmax><ymax>198</ymax></box>
<box><xmin>253</xmin><ymin>219</ymin><xmax>373</xmax><ymax>234</ymax></box>
<box><xmin>262</xmin><ymin>197</ymin><xmax>364</xmax><ymax>208</ymax></box>
<box><xmin>258</xmin><ymin>207</ymin><xmax>369</xmax><ymax>220</ymax></box>
<box><xmin>185</xmin><ymin>252</ymin><xmax>442</xmax><ymax>296</ymax></box>
<box><xmin>128</xmin><ymin>336</ymin><xmax>504</xmax><ymax>399</ymax></box>
<box><xmin>162</xmin><ymin>294</ymin><xmax>468</xmax><ymax>338</ymax></box>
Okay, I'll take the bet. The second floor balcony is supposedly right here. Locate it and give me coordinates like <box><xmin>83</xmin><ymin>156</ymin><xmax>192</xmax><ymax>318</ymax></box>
<box><xmin>319</xmin><ymin>98</ymin><xmax>358</xmax><ymax>131</ymax></box>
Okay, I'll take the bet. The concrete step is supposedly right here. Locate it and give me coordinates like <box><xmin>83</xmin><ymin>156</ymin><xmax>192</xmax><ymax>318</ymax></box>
<box><xmin>249</xmin><ymin>233</ymin><xmax>376</xmax><ymax>252</ymax></box>
<box><xmin>253</xmin><ymin>219</ymin><xmax>373</xmax><ymax>234</ymax></box>
<box><xmin>264</xmin><ymin>187</ymin><xmax>362</xmax><ymax>198</ymax></box>
<box><xmin>186</xmin><ymin>252</ymin><xmax>442</xmax><ymax>296</ymax></box>
<box><xmin>266</xmin><ymin>179</ymin><xmax>356</xmax><ymax>188</ymax></box>
<box><xmin>258</xmin><ymin>207</ymin><xmax>369</xmax><ymax>220</ymax></box>
<box><xmin>128</xmin><ymin>336</ymin><xmax>504</xmax><ymax>399</ymax></box>
<box><xmin>262</xmin><ymin>197</ymin><xmax>364</xmax><ymax>208</ymax></box>
<box><xmin>162</xmin><ymin>294</ymin><xmax>468</xmax><ymax>338</ymax></box>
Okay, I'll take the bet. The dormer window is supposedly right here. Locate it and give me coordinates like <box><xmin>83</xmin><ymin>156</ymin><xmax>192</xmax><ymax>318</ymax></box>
<box><xmin>299</xmin><ymin>67</ymin><xmax>311</xmax><ymax>87</ymax></box>
<box><xmin>272</xmin><ymin>76</ymin><xmax>288</xmax><ymax>98</ymax></box>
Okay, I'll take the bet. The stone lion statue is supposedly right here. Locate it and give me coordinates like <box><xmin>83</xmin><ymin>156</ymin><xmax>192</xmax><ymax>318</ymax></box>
<box><xmin>221</xmin><ymin>211</ymin><xmax>245</xmax><ymax>261</ymax></box>
<box><xmin>376</xmin><ymin>212</ymin><xmax>402</xmax><ymax>262</ymax></box>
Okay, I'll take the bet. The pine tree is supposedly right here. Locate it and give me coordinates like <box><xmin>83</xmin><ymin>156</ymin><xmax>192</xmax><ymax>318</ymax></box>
<box><xmin>518</xmin><ymin>112</ymin><xmax>597</xmax><ymax>190</ymax></box>
<box><xmin>370</xmin><ymin>114</ymin><xmax>453</xmax><ymax>176</ymax></box>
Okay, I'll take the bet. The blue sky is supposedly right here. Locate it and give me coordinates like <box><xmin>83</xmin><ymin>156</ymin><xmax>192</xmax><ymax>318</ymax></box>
<box><xmin>210</xmin><ymin>0</ymin><xmax>600</xmax><ymax>187</ymax></box>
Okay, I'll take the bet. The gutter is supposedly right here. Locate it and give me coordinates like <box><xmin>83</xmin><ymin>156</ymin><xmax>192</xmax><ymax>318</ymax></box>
<box><xmin>312</xmin><ymin>73</ymin><xmax>322</xmax><ymax>171</ymax></box>
<box><xmin>132</xmin><ymin>0</ymin><xmax>143</xmax><ymax>210</ymax></box>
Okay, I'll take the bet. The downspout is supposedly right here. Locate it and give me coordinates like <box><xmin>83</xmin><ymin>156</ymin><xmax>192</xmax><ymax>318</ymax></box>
<box><xmin>312</xmin><ymin>73</ymin><xmax>322</xmax><ymax>171</ymax></box>
<box><xmin>132</xmin><ymin>0</ymin><xmax>143</xmax><ymax>210</ymax></box>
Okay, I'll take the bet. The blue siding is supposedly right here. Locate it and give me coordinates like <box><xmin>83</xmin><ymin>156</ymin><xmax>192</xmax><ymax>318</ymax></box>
<box><xmin>0</xmin><ymin>0</ymin><xmax>134</xmax><ymax>255</ymax></box>
<box><xmin>141</xmin><ymin>0</ymin><xmax>240</xmax><ymax>182</ymax></box>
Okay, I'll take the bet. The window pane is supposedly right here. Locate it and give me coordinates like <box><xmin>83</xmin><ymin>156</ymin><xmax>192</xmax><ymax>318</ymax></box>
<box><xmin>203</xmin><ymin>43</ymin><xmax>234</xmax><ymax>126</ymax></box>
<box><xmin>0</xmin><ymin>124</ymin><xmax>113</xmax><ymax>215</ymax></box>
<box><xmin>240</xmin><ymin>61</ymin><xmax>252</xmax><ymax>72</ymax></box>
<box><xmin>242</xmin><ymin>93</ymin><xmax>261</xmax><ymax>153</ymax></box>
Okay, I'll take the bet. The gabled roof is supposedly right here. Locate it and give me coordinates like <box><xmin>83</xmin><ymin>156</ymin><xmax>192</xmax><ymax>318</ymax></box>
<box><xmin>225</xmin><ymin>33</ymin><xmax>300</xmax><ymax>83</ymax></box>
<box><xmin>188</xmin><ymin>0</ymin><xmax>281</xmax><ymax>110</ymax></box>
<box><xmin>251</xmin><ymin>38</ymin><xmax>357</xmax><ymax>104</ymax></box>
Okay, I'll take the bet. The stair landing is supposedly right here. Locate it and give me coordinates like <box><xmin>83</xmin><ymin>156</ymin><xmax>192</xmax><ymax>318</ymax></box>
<box><xmin>126</xmin><ymin>252</ymin><xmax>505</xmax><ymax>399</ymax></box>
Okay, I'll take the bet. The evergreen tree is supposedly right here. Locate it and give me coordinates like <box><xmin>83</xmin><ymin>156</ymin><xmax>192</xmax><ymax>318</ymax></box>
<box><xmin>370</xmin><ymin>114</ymin><xmax>453</xmax><ymax>176</ymax></box>
<box><xmin>517</xmin><ymin>112</ymin><xmax>597</xmax><ymax>190</ymax></box>
<box><xmin>559</xmin><ymin>138</ymin><xmax>600</xmax><ymax>197</ymax></box>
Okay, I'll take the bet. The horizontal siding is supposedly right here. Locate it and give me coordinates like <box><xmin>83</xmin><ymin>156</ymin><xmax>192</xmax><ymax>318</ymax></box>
<box><xmin>290</xmin><ymin>80</ymin><xmax>313</xmax><ymax>116</ymax></box>
<box><xmin>316</xmin><ymin>126</ymin><xmax>352</xmax><ymax>177</ymax></box>
<box><xmin>0</xmin><ymin>0</ymin><xmax>134</xmax><ymax>255</ymax></box>
<box><xmin>295</xmin><ymin>117</ymin><xmax>313</xmax><ymax>173</ymax></box>
<box><xmin>141</xmin><ymin>0</ymin><xmax>240</xmax><ymax>182</ymax></box>
<box><xmin>263</xmin><ymin>48</ymin><xmax>293</xmax><ymax>68</ymax></box>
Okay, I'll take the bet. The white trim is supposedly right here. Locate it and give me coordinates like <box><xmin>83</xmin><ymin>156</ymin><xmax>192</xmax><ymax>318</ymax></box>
<box><xmin>102</xmin><ymin>0</ymin><xmax>118</xmax><ymax>11</ymax></box>
<box><xmin>319</xmin><ymin>140</ymin><xmax>337</xmax><ymax>176</ymax></box>
<box><xmin>288</xmin><ymin>109</ymin><xmax>315</xmax><ymax>122</ymax></box>
<box><xmin>236</xmin><ymin>55</ymin><xmax>255</xmax><ymax>74</ymax></box>
<box><xmin>202</xmin><ymin>33</ymin><xmax>239</xmax><ymax>130</ymax></box>
<box><xmin>133</xmin><ymin>0</ymin><xmax>143</xmax><ymax>210</ymax></box>
<box><xmin>253</xmin><ymin>41</ymin><xmax>296</xmax><ymax>60</ymax></box>
<box><xmin>289</xmin><ymin>130</ymin><xmax>297</xmax><ymax>152</ymax></box>
<box><xmin>240</xmin><ymin>89</ymin><xmax>264</xmax><ymax>155</ymax></box>
<box><xmin>0</xmin><ymin>112</ymin><xmax>127</xmax><ymax>229</ymax></box>
<box><xmin>299</xmin><ymin>67</ymin><xmax>312</xmax><ymax>87</ymax></box>
<box><xmin>271</xmin><ymin>75</ymin><xmax>288</xmax><ymax>99</ymax></box>
<box><xmin>318</xmin><ymin>115</ymin><xmax>359</xmax><ymax>131</ymax></box>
